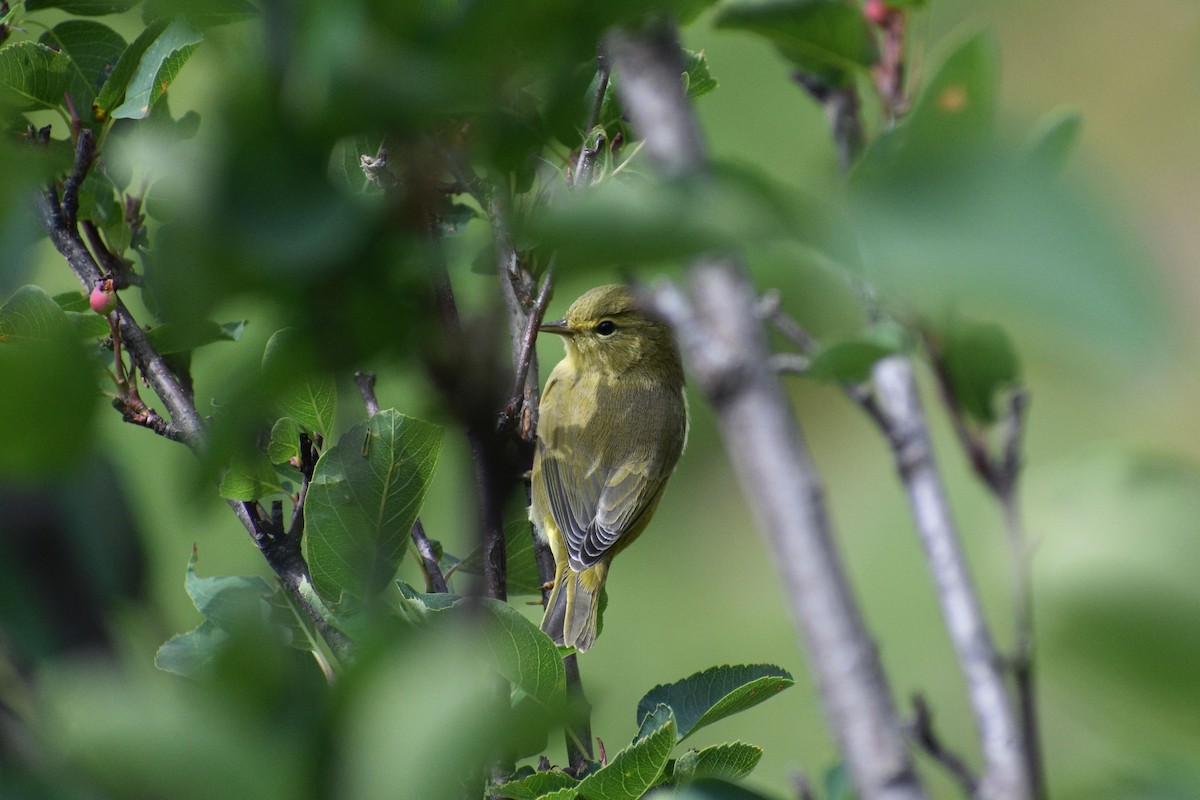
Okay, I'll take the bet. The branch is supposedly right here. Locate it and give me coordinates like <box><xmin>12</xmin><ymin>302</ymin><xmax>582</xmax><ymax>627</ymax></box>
<box><xmin>571</xmin><ymin>54</ymin><xmax>611</xmax><ymax>189</ymax></box>
<box><xmin>907</xmin><ymin>694</ymin><xmax>978</xmax><ymax>796</ymax></box>
<box><xmin>870</xmin><ymin>356</ymin><xmax>1031</xmax><ymax>800</ymax></box>
<box><xmin>608</xmin><ymin>25</ymin><xmax>926</xmax><ymax>800</ymax></box>
<box><xmin>487</xmin><ymin>190</ymin><xmax>542</xmax><ymax>449</ymax></box>
<box><xmin>233</xmin><ymin>499</ymin><xmax>354</xmax><ymax>664</ymax></box>
<box><xmin>353</xmin><ymin>370</ymin><xmax>381</xmax><ymax>417</ymax></box>
<box><xmin>872</xmin><ymin>6</ymin><xmax>908</xmax><ymax>121</ymax></box>
<box><xmin>499</xmin><ymin>267</ymin><xmax>553</xmax><ymax>440</ymax></box>
<box><xmin>793</xmin><ymin>73</ymin><xmax>865</xmax><ymax>171</ymax></box>
<box><xmin>35</xmin><ymin>127</ymin><xmax>353</xmax><ymax>665</ymax></box>
<box><xmin>422</xmin><ymin>203</ymin><xmax>508</xmax><ymax>601</ymax></box>
<box><xmin>410</xmin><ymin>519</ymin><xmax>449</xmax><ymax>594</ymax></box>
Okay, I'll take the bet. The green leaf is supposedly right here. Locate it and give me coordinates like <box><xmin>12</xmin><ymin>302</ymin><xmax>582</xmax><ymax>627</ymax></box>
<box><xmin>63</xmin><ymin>309</ymin><xmax>111</xmax><ymax>338</ymax></box>
<box><xmin>475</xmin><ymin>598</ymin><xmax>566</xmax><ymax>710</ymax></box>
<box><xmin>672</xmin><ymin>743</ymin><xmax>763</xmax><ymax>783</ymax></box>
<box><xmin>575</xmin><ymin>706</ymin><xmax>677</xmax><ymax>800</ymax></box>
<box><xmin>267</xmin><ymin>416</ymin><xmax>302</xmax><ymax>465</ymax></box>
<box><xmin>148</xmin><ymin>319</ymin><xmax>246</xmax><ymax>355</ymax></box>
<box><xmin>261</xmin><ymin>328</ymin><xmax>339</xmax><ymax>441</ymax></box>
<box><xmin>533</xmin><ymin>164</ymin><xmax>818</xmax><ymax>270</ymax></box>
<box><xmin>217</xmin><ymin>448</ymin><xmax>284</xmax><ymax>501</ymax></box>
<box><xmin>154</xmin><ymin>550</ymin><xmax>280</xmax><ymax>680</ymax></box>
<box><xmin>52</xmin><ymin>291</ymin><xmax>89</xmax><ymax>312</ymax></box>
<box><xmin>142</xmin><ymin>0</ymin><xmax>259</xmax><ymax>28</ymax></box>
<box><xmin>94</xmin><ymin>20</ymin><xmax>168</xmax><ymax>121</ymax></box>
<box><xmin>938</xmin><ymin>321</ymin><xmax>1020</xmax><ymax>425</ymax></box>
<box><xmin>396</xmin><ymin>580</ymin><xmax>460</xmax><ymax>614</ymax></box>
<box><xmin>714</xmin><ymin>0</ymin><xmax>877</xmax><ymax>84</ymax></box>
<box><xmin>493</xmin><ymin>769</ymin><xmax>579</xmax><ymax>800</ymax></box>
<box><xmin>0</xmin><ymin>287</ymin><xmax>101</xmax><ymax>479</ymax></box>
<box><xmin>305</xmin><ymin>410</ymin><xmax>443</xmax><ymax>601</ymax></box>
<box><xmin>112</xmin><ymin>18</ymin><xmax>202</xmax><ymax>120</ymax></box>
<box><xmin>1025</xmin><ymin>107</ymin><xmax>1083</xmax><ymax>173</ymax></box>
<box><xmin>682</xmin><ymin>49</ymin><xmax>718</xmax><ymax>99</ymax></box>
<box><xmin>39</xmin><ymin>21</ymin><xmax>127</xmax><ymax>117</ymax></box>
<box><xmin>25</xmin><ymin>0</ymin><xmax>138</xmax><ymax>13</ymax></box>
<box><xmin>656</xmin><ymin>778</ymin><xmax>778</xmax><ymax>799</ymax></box>
<box><xmin>0</xmin><ymin>42</ymin><xmax>72</xmax><ymax>112</ymax></box>
<box><xmin>1</xmin><ymin>285</ymin><xmax>76</xmax><ymax>341</ymax></box>
<box><xmin>636</xmin><ymin>665</ymin><xmax>794</xmax><ymax>744</ymax></box>
<box><xmin>806</xmin><ymin>340</ymin><xmax>896</xmax><ymax>383</ymax></box>
<box><xmin>457</xmin><ymin>519</ymin><xmax>545</xmax><ymax>595</ymax></box>
<box><xmin>848</xmin><ymin>34</ymin><xmax>1166</xmax><ymax>363</ymax></box>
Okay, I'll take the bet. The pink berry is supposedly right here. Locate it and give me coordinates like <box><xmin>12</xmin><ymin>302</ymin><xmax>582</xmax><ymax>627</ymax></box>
<box><xmin>89</xmin><ymin>284</ymin><xmax>116</xmax><ymax>315</ymax></box>
<box><xmin>864</xmin><ymin>0</ymin><xmax>891</xmax><ymax>25</ymax></box>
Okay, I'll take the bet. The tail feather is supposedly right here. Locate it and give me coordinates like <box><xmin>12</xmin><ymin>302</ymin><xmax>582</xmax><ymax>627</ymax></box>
<box><xmin>540</xmin><ymin>565</ymin><xmax>605</xmax><ymax>652</ymax></box>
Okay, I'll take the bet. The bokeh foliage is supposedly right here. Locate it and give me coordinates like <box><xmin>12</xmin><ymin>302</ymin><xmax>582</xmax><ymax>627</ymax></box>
<box><xmin>0</xmin><ymin>0</ymin><xmax>1193</xmax><ymax>798</ymax></box>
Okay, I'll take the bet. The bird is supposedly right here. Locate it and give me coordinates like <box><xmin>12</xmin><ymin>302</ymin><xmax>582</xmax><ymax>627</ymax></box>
<box><xmin>532</xmin><ymin>283</ymin><xmax>688</xmax><ymax>651</ymax></box>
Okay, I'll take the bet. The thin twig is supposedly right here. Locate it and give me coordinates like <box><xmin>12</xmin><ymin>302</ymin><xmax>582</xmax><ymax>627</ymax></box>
<box><xmin>34</xmin><ymin>126</ymin><xmax>353</xmax><ymax>665</ymax></box>
<box><xmin>793</xmin><ymin>73</ymin><xmax>865</xmax><ymax>171</ymax></box>
<box><xmin>791</xmin><ymin>771</ymin><xmax>817</xmax><ymax>800</ymax></box>
<box><xmin>499</xmin><ymin>268</ymin><xmax>553</xmax><ymax>438</ymax></box>
<box><xmin>571</xmin><ymin>54</ymin><xmax>611</xmax><ymax>189</ymax></box>
<box><xmin>111</xmin><ymin>392</ymin><xmax>183</xmax><ymax>441</ymax></box>
<box><xmin>872</xmin><ymin>7</ymin><xmax>908</xmax><ymax>122</ymax></box>
<box><xmin>410</xmin><ymin>519</ymin><xmax>449</xmax><ymax>594</ymax></box>
<box><xmin>81</xmin><ymin>219</ymin><xmax>127</xmax><ymax>278</ymax></box>
<box><xmin>609</xmin><ymin>24</ymin><xmax>927</xmax><ymax>800</ymax></box>
<box><xmin>487</xmin><ymin>191</ymin><xmax>542</xmax><ymax>450</ymax></box>
<box><xmin>354</xmin><ymin>370</ymin><xmax>381</xmax><ymax>417</ymax></box>
<box><xmin>907</xmin><ymin>694</ymin><xmax>979</xmax><ymax>796</ymax></box>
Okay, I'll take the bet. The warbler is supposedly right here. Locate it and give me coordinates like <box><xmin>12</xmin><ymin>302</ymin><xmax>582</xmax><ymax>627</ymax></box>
<box><xmin>533</xmin><ymin>284</ymin><xmax>688</xmax><ymax>651</ymax></box>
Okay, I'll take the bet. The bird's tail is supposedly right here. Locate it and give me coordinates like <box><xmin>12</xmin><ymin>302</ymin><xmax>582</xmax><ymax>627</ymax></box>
<box><xmin>540</xmin><ymin>563</ymin><xmax>607</xmax><ymax>652</ymax></box>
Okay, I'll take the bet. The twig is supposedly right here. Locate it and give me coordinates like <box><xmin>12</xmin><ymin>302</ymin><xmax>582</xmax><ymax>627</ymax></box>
<box><xmin>907</xmin><ymin>694</ymin><xmax>978</xmax><ymax>796</ymax></box>
<box><xmin>499</xmin><ymin>268</ymin><xmax>553</xmax><ymax>438</ymax></box>
<box><xmin>34</xmin><ymin>126</ymin><xmax>354</xmax><ymax>666</ymax></box>
<box><xmin>353</xmin><ymin>370</ymin><xmax>381</xmax><ymax>417</ymax></box>
<box><xmin>111</xmin><ymin>392</ymin><xmax>183</xmax><ymax>442</ymax></box>
<box><xmin>923</xmin><ymin>337</ymin><xmax>1043</xmax><ymax>799</ymax></box>
<box><xmin>793</xmin><ymin>73</ymin><xmax>865</xmax><ymax>171</ymax></box>
<box><xmin>234</xmin><ymin>499</ymin><xmax>354</xmax><ymax>664</ymax></box>
<box><xmin>81</xmin><ymin>219</ymin><xmax>128</xmax><ymax>279</ymax></box>
<box><xmin>410</xmin><ymin>519</ymin><xmax>449</xmax><ymax>594</ymax></box>
<box><xmin>571</xmin><ymin>54</ymin><xmax>611</xmax><ymax>189</ymax></box>
<box><xmin>487</xmin><ymin>191</ymin><xmax>542</xmax><ymax>449</ymax></box>
<box><xmin>870</xmin><ymin>356</ymin><xmax>1030</xmax><ymax>800</ymax></box>
<box><xmin>608</xmin><ymin>24</ymin><xmax>927</xmax><ymax>800</ymax></box>
<box><xmin>791</xmin><ymin>771</ymin><xmax>817</xmax><ymax>800</ymax></box>
<box><xmin>872</xmin><ymin>6</ymin><xmax>908</xmax><ymax>122</ymax></box>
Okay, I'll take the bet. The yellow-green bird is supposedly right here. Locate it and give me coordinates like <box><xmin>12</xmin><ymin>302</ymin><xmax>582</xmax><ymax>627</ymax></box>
<box><xmin>533</xmin><ymin>284</ymin><xmax>688</xmax><ymax>651</ymax></box>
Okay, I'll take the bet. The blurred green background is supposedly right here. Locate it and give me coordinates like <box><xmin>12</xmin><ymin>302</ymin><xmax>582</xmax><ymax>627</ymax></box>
<box><xmin>5</xmin><ymin>1</ymin><xmax>1200</xmax><ymax>798</ymax></box>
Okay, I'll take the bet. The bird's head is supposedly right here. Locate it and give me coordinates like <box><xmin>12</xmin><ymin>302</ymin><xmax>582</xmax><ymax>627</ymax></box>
<box><xmin>540</xmin><ymin>284</ymin><xmax>683</xmax><ymax>383</ymax></box>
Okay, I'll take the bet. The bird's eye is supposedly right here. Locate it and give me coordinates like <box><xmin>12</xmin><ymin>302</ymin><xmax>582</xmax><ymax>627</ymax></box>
<box><xmin>595</xmin><ymin>320</ymin><xmax>617</xmax><ymax>336</ymax></box>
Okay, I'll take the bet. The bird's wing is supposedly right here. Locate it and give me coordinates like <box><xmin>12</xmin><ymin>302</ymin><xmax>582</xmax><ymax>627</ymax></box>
<box><xmin>539</xmin><ymin>439</ymin><xmax>674</xmax><ymax>572</ymax></box>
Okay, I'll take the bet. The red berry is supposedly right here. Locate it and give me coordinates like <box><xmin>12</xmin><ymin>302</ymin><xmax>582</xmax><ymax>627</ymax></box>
<box><xmin>864</xmin><ymin>0</ymin><xmax>891</xmax><ymax>26</ymax></box>
<box><xmin>89</xmin><ymin>284</ymin><xmax>116</xmax><ymax>315</ymax></box>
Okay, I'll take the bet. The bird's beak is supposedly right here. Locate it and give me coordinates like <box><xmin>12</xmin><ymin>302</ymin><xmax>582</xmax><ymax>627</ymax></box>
<box><xmin>538</xmin><ymin>318</ymin><xmax>574</xmax><ymax>336</ymax></box>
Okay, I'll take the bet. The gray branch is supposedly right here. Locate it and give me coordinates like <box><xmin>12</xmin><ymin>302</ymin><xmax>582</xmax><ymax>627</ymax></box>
<box><xmin>607</xmin><ymin>26</ymin><xmax>927</xmax><ymax>800</ymax></box>
<box><xmin>871</xmin><ymin>357</ymin><xmax>1031</xmax><ymax>800</ymax></box>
